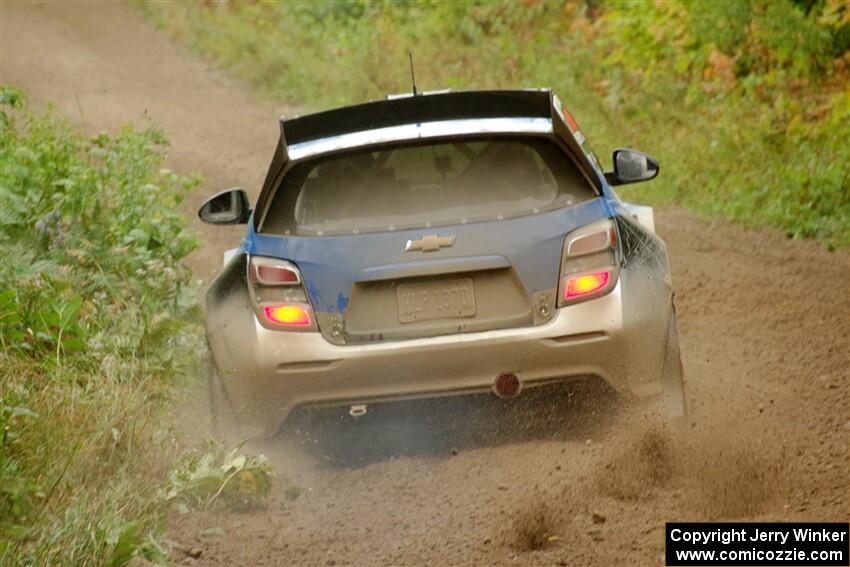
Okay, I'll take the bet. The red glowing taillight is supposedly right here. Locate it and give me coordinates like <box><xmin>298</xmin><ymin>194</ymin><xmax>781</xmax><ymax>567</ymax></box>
<box><xmin>557</xmin><ymin>220</ymin><xmax>620</xmax><ymax>308</ymax></box>
<box><xmin>249</xmin><ymin>256</ymin><xmax>316</xmax><ymax>331</ymax></box>
<box><xmin>262</xmin><ymin>304</ymin><xmax>312</xmax><ymax>327</ymax></box>
<box><xmin>564</xmin><ymin>270</ymin><xmax>611</xmax><ymax>300</ymax></box>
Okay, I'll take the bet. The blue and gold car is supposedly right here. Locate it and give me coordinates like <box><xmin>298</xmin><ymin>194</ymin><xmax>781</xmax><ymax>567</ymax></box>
<box><xmin>199</xmin><ymin>89</ymin><xmax>685</xmax><ymax>438</ymax></box>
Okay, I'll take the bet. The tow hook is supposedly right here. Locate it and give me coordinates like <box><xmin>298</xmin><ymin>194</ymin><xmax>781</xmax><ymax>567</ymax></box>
<box><xmin>349</xmin><ymin>404</ymin><xmax>367</xmax><ymax>418</ymax></box>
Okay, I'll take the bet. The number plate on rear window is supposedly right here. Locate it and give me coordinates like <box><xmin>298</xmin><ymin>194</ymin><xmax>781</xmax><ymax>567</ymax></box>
<box><xmin>396</xmin><ymin>278</ymin><xmax>476</xmax><ymax>324</ymax></box>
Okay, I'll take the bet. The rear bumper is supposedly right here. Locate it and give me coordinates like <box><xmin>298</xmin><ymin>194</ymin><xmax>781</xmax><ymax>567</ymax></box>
<box><xmin>209</xmin><ymin>281</ymin><xmax>656</xmax><ymax>436</ymax></box>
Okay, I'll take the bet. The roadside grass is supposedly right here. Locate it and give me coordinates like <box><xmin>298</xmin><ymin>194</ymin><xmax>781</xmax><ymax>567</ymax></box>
<box><xmin>0</xmin><ymin>87</ymin><xmax>271</xmax><ymax>566</ymax></box>
<box><xmin>141</xmin><ymin>0</ymin><xmax>850</xmax><ymax>248</ymax></box>
<box><xmin>1</xmin><ymin>356</ymin><xmax>178</xmax><ymax>566</ymax></box>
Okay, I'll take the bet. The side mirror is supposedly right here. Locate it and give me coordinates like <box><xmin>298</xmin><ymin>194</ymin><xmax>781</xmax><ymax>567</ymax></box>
<box><xmin>198</xmin><ymin>188</ymin><xmax>251</xmax><ymax>225</ymax></box>
<box><xmin>604</xmin><ymin>149</ymin><xmax>659</xmax><ymax>186</ymax></box>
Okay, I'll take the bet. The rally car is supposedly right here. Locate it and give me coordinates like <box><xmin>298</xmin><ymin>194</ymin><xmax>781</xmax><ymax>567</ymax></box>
<box><xmin>199</xmin><ymin>89</ymin><xmax>686</xmax><ymax>438</ymax></box>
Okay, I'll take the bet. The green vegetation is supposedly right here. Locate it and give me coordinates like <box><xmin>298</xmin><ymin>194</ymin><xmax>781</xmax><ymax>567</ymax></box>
<box><xmin>166</xmin><ymin>440</ymin><xmax>273</xmax><ymax>512</ymax></box>
<box><xmin>0</xmin><ymin>87</ymin><xmax>270</xmax><ymax>566</ymax></box>
<box><xmin>0</xmin><ymin>86</ymin><xmax>199</xmax><ymax>565</ymax></box>
<box><xmin>143</xmin><ymin>0</ymin><xmax>850</xmax><ymax>247</ymax></box>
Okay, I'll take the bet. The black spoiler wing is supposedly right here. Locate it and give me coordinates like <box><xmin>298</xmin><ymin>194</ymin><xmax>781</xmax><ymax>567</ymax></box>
<box><xmin>282</xmin><ymin>90</ymin><xmax>553</xmax><ymax>146</ymax></box>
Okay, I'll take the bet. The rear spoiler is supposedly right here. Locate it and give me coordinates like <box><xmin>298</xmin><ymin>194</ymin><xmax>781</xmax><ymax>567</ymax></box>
<box><xmin>254</xmin><ymin>89</ymin><xmax>601</xmax><ymax>227</ymax></box>
<box><xmin>283</xmin><ymin>89</ymin><xmax>553</xmax><ymax>146</ymax></box>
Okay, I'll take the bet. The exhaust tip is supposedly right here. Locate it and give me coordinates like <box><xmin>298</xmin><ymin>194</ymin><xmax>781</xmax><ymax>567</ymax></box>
<box><xmin>494</xmin><ymin>372</ymin><xmax>521</xmax><ymax>399</ymax></box>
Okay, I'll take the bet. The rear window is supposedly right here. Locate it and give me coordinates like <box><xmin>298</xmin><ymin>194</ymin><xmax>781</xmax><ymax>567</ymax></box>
<box><xmin>261</xmin><ymin>136</ymin><xmax>596</xmax><ymax>236</ymax></box>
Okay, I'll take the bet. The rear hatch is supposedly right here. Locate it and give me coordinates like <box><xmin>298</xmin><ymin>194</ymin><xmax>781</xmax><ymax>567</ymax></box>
<box><xmin>252</xmin><ymin>135</ymin><xmax>605</xmax><ymax>344</ymax></box>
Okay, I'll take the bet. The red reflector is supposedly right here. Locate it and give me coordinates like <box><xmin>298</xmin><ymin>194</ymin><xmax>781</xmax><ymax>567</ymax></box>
<box><xmin>263</xmin><ymin>304</ymin><xmax>311</xmax><ymax>326</ymax></box>
<box><xmin>256</xmin><ymin>264</ymin><xmax>299</xmax><ymax>284</ymax></box>
<box><xmin>565</xmin><ymin>271</ymin><xmax>611</xmax><ymax>300</ymax></box>
<box><xmin>495</xmin><ymin>373</ymin><xmax>520</xmax><ymax>398</ymax></box>
<box><xmin>562</xmin><ymin>106</ymin><xmax>580</xmax><ymax>133</ymax></box>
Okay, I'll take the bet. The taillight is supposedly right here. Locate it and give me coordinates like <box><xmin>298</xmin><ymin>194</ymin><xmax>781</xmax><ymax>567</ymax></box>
<box><xmin>564</xmin><ymin>270</ymin><xmax>611</xmax><ymax>300</ymax></box>
<box><xmin>263</xmin><ymin>304</ymin><xmax>312</xmax><ymax>327</ymax></box>
<box><xmin>558</xmin><ymin>220</ymin><xmax>619</xmax><ymax>307</ymax></box>
<box><xmin>248</xmin><ymin>256</ymin><xmax>316</xmax><ymax>331</ymax></box>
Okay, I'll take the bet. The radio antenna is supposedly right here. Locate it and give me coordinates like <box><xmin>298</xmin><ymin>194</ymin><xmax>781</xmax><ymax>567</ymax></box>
<box><xmin>408</xmin><ymin>51</ymin><xmax>418</xmax><ymax>96</ymax></box>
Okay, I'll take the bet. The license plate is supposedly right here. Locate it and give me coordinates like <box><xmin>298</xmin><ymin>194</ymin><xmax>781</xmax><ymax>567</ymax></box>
<box><xmin>396</xmin><ymin>278</ymin><xmax>476</xmax><ymax>323</ymax></box>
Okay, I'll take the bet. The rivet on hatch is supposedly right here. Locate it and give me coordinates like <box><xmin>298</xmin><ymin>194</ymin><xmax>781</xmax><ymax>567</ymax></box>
<box><xmin>537</xmin><ymin>301</ymin><xmax>552</xmax><ymax>318</ymax></box>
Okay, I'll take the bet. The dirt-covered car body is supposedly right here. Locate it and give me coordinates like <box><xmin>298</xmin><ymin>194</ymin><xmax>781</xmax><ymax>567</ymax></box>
<box><xmin>201</xmin><ymin>89</ymin><xmax>685</xmax><ymax>437</ymax></box>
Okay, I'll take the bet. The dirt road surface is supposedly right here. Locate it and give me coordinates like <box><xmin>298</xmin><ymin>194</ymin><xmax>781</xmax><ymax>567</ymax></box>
<box><xmin>3</xmin><ymin>3</ymin><xmax>848</xmax><ymax>566</ymax></box>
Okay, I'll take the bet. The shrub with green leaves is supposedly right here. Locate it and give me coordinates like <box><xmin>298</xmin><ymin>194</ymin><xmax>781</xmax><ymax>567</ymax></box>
<box><xmin>0</xmin><ymin>86</ymin><xmax>203</xmax><ymax>566</ymax></box>
<box><xmin>0</xmin><ymin>86</ymin><xmax>200</xmax><ymax>362</ymax></box>
<box><xmin>166</xmin><ymin>440</ymin><xmax>273</xmax><ymax>512</ymax></box>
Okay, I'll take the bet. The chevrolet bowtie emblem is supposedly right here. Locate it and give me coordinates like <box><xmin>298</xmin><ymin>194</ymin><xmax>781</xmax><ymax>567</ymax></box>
<box><xmin>405</xmin><ymin>234</ymin><xmax>456</xmax><ymax>253</ymax></box>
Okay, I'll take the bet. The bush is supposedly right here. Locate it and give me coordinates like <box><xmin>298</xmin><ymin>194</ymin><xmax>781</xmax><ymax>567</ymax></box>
<box><xmin>166</xmin><ymin>440</ymin><xmax>273</xmax><ymax>512</ymax></box>
<box><xmin>0</xmin><ymin>86</ymin><xmax>201</xmax><ymax>566</ymax></box>
<box><xmin>0</xmin><ymin>86</ymin><xmax>199</xmax><ymax>361</ymax></box>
